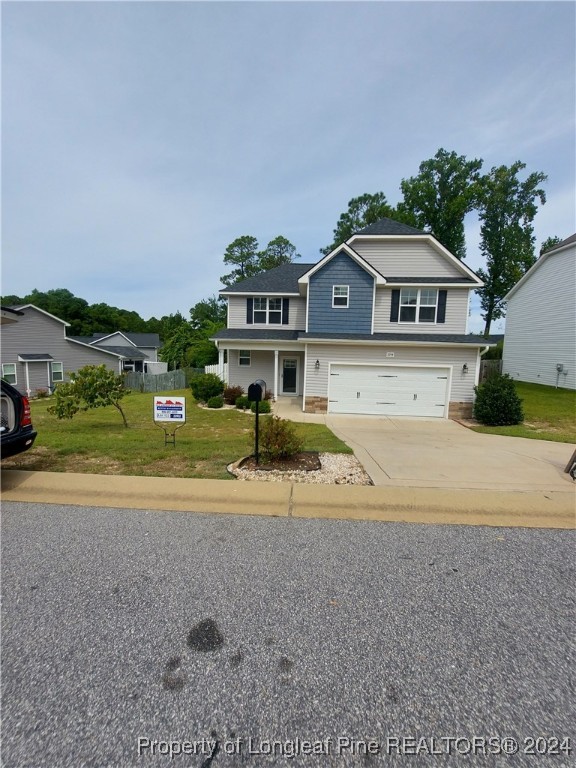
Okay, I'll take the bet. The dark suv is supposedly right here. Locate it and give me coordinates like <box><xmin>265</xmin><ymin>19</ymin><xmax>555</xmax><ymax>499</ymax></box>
<box><xmin>1</xmin><ymin>380</ymin><xmax>37</xmax><ymax>458</ymax></box>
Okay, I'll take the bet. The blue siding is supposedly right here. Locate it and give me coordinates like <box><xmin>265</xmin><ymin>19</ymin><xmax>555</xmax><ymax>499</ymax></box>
<box><xmin>308</xmin><ymin>251</ymin><xmax>374</xmax><ymax>333</ymax></box>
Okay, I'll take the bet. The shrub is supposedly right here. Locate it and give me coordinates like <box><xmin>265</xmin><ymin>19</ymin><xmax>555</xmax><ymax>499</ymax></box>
<box><xmin>235</xmin><ymin>395</ymin><xmax>250</xmax><ymax>410</ymax></box>
<box><xmin>250</xmin><ymin>399</ymin><xmax>271</xmax><ymax>414</ymax></box>
<box><xmin>223</xmin><ymin>385</ymin><xmax>244</xmax><ymax>405</ymax></box>
<box><xmin>257</xmin><ymin>416</ymin><xmax>304</xmax><ymax>461</ymax></box>
<box><xmin>207</xmin><ymin>395</ymin><xmax>224</xmax><ymax>409</ymax></box>
<box><xmin>473</xmin><ymin>374</ymin><xmax>524</xmax><ymax>426</ymax></box>
<box><xmin>190</xmin><ymin>373</ymin><xmax>224</xmax><ymax>403</ymax></box>
<box><xmin>35</xmin><ymin>388</ymin><xmax>49</xmax><ymax>399</ymax></box>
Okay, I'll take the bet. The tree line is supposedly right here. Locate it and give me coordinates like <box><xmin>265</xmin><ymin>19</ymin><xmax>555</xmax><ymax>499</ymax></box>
<box><xmin>2</xmin><ymin>148</ymin><xmax>560</xmax><ymax>367</ymax></box>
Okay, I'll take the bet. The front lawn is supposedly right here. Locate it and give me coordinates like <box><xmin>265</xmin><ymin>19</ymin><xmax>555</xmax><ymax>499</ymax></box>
<box><xmin>471</xmin><ymin>381</ymin><xmax>576</xmax><ymax>443</ymax></box>
<box><xmin>1</xmin><ymin>389</ymin><xmax>352</xmax><ymax>479</ymax></box>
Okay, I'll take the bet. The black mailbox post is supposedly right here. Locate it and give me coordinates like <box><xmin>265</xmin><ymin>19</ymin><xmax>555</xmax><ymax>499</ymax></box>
<box><xmin>248</xmin><ymin>380</ymin><xmax>266</xmax><ymax>464</ymax></box>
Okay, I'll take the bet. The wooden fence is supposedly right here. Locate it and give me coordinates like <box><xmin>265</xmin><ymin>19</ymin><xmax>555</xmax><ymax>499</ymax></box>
<box><xmin>123</xmin><ymin>369</ymin><xmax>187</xmax><ymax>393</ymax></box>
<box><xmin>479</xmin><ymin>359</ymin><xmax>503</xmax><ymax>383</ymax></box>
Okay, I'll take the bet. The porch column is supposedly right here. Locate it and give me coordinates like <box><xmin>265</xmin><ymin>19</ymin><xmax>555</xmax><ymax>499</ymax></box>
<box><xmin>274</xmin><ymin>350</ymin><xmax>279</xmax><ymax>401</ymax></box>
<box><xmin>218</xmin><ymin>347</ymin><xmax>225</xmax><ymax>383</ymax></box>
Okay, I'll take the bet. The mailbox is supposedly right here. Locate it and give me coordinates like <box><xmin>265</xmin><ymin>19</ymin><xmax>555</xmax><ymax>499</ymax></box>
<box><xmin>248</xmin><ymin>379</ymin><xmax>266</xmax><ymax>402</ymax></box>
<box><xmin>248</xmin><ymin>380</ymin><xmax>267</xmax><ymax>465</ymax></box>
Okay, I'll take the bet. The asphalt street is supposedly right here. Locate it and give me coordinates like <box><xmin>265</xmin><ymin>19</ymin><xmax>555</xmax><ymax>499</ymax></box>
<box><xmin>1</xmin><ymin>501</ymin><xmax>574</xmax><ymax>767</ymax></box>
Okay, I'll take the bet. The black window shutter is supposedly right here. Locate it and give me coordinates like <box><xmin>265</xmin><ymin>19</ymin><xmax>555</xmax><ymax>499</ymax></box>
<box><xmin>437</xmin><ymin>290</ymin><xmax>447</xmax><ymax>323</ymax></box>
<box><xmin>246</xmin><ymin>298</ymin><xmax>253</xmax><ymax>324</ymax></box>
<box><xmin>282</xmin><ymin>298</ymin><xmax>289</xmax><ymax>325</ymax></box>
<box><xmin>390</xmin><ymin>289</ymin><xmax>400</xmax><ymax>322</ymax></box>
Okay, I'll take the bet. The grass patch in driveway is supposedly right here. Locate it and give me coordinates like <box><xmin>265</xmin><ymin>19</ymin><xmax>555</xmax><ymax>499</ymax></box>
<box><xmin>471</xmin><ymin>381</ymin><xmax>576</xmax><ymax>443</ymax></box>
<box><xmin>1</xmin><ymin>389</ymin><xmax>352</xmax><ymax>479</ymax></box>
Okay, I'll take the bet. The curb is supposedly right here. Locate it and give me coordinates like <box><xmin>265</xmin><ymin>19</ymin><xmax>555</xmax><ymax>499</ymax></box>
<box><xmin>2</xmin><ymin>470</ymin><xmax>575</xmax><ymax>529</ymax></box>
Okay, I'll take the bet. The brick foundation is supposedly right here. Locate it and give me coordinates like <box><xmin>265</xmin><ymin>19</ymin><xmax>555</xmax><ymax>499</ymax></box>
<box><xmin>304</xmin><ymin>396</ymin><xmax>328</xmax><ymax>414</ymax></box>
<box><xmin>448</xmin><ymin>401</ymin><xmax>473</xmax><ymax>420</ymax></box>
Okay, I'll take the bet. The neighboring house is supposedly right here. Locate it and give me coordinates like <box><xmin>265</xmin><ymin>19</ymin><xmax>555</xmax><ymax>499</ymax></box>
<box><xmin>1</xmin><ymin>305</ymin><xmax>127</xmax><ymax>396</ymax></box>
<box><xmin>502</xmin><ymin>233</ymin><xmax>576</xmax><ymax>390</ymax></box>
<box><xmin>212</xmin><ymin>218</ymin><xmax>492</xmax><ymax>419</ymax></box>
<box><xmin>1</xmin><ymin>306</ymin><xmax>23</xmax><ymax>325</ymax></box>
<box><xmin>68</xmin><ymin>332</ymin><xmax>163</xmax><ymax>373</ymax></box>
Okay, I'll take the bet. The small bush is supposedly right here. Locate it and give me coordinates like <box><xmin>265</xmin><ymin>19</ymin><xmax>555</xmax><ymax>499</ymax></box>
<box><xmin>190</xmin><ymin>373</ymin><xmax>224</xmax><ymax>403</ymax></box>
<box><xmin>257</xmin><ymin>416</ymin><xmax>304</xmax><ymax>460</ymax></box>
<box><xmin>35</xmin><ymin>388</ymin><xmax>50</xmax><ymax>399</ymax></box>
<box><xmin>235</xmin><ymin>395</ymin><xmax>250</xmax><ymax>410</ymax></box>
<box><xmin>250</xmin><ymin>399</ymin><xmax>271</xmax><ymax>414</ymax></box>
<box><xmin>207</xmin><ymin>395</ymin><xmax>224</xmax><ymax>409</ymax></box>
<box><xmin>223</xmin><ymin>385</ymin><xmax>244</xmax><ymax>405</ymax></box>
<box><xmin>474</xmin><ymin>374</ymin><xmax>524</xmax><ymax>426</ymax></box>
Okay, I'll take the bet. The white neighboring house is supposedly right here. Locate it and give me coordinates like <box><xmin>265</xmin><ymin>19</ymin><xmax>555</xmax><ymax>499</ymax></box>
<box><xmin>502</xmin><ymin>234</ymin><xmax>576</xmax><ymax>390</ymax></box>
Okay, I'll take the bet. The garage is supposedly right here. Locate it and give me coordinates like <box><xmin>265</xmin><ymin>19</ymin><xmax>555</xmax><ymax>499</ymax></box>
<box><xmin>328</xmin><ymin>363</ymin><xmax>450</xmax><ymax>417</ymax></box>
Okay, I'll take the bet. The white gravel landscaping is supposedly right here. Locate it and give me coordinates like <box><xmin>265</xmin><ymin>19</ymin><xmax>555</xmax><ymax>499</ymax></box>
<box><xmin>228</xmin><ymin>452</ymin><xmax>373</xmax><ymax>485</ymax></box>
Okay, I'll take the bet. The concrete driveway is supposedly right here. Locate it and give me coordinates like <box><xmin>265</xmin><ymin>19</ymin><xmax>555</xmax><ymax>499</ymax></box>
<box><xmin>272</xmin><ymin>396</ymin><xmax>574</xmax><ymax>491</ymax></box>
<box><xmin>325</xmin><ymin>415</ymin><xmax>574</xmax><ymax>491</ymax></box>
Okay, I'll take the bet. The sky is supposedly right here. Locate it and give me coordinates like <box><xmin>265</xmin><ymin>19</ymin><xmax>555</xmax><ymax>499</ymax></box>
<box><xmin>2</xmin><ymin>0</ymin><xmax>575</xmax><ymax>334</ymax></box>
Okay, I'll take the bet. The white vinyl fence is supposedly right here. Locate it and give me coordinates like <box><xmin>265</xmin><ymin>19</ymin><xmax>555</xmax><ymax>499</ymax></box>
<box><xmin>204</xmin><ymin>363</ymin><xmax>228</xmax><ymax>381</ymax></box>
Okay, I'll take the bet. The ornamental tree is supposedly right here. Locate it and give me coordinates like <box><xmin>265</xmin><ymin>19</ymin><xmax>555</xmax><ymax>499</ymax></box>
<box><xmin>48</xmin><ymin>364</ymin><xmax>130</xmax><ymax>427</ymax></box>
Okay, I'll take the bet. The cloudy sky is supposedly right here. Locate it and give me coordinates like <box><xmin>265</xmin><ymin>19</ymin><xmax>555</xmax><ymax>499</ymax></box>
<box><xmin>2</xmin><ymin>1</ymin><xmax>575</xmax><ymax>333</ymax></box>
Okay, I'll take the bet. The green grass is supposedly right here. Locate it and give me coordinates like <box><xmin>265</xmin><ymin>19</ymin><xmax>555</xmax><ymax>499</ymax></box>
<box><xmin>2</xmin><ymin>389</ymin><xmax>352</xmax><ymax>479</ymax></box>
<box><xmin>471</xmin><ymin>381</ymin><xmax>576</xmax><ymax>443</ymax></box>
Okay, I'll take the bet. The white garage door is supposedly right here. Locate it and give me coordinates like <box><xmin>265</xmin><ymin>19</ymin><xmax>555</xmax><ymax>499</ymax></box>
<box><xmin>328</xmin><ymin>364</ymin><xmax>450</xmax><ymax>417</ymax></box>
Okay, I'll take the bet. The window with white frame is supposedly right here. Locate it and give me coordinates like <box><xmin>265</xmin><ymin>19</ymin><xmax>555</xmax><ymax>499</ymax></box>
<box><xmin>332</xmin><ymin>285</ymin><xmax>349</xmax><ymax>308</ymax></box>
<box><xmin>253</xmin><ymin>297</ymin><xmax>282</xmax><ymax>324</ymax></box>
<box><xmin>2</xmin><ymin>363</ymin><xmax>17</xmax><ymax>385</ymax></box>
<box><xmin>51</xmin><ymin>362</ymin><xmax>64</xmax><ymax>382</ymax></box>
<box><xmin>238</xmin><ymin>350</ymin><xmax>251</xmax><ymax>366</ymax></box>
<box><xmin>400</xmin><ymin>288</ymin><xmax>438</xmax><ymax>323</ymax></box>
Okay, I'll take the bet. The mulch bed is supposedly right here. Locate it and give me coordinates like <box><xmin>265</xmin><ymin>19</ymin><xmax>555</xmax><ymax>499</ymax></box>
<box><xmin>238</xmin><ymin>451</ymin><xmax>321</xmax><ymax>472</ymax></box>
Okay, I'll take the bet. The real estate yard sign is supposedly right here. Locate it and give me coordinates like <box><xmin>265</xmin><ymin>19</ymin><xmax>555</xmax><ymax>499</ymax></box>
<box><xmin>153</xmin><ymin>396</ymin><xmax>186</xmax><ymax>445</ymax></box>
<box><xmin>153</xmin><ymin>396</ymin><xmax>186</xmax><ymax>423</ymax></box>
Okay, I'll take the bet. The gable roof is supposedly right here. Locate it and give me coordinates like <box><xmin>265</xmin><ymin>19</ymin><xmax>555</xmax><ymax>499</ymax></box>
<box><xmin>354</xmin><ymin>217</ymin><xmax>427</xmax><ymax>236</ymax></box>
<box><xmin>505</xmin><ymin>233</ymin><xmax>576</xmax><ymax>301</ymax></box>
<box><xmin>348</xmin><ymin>218</ymin><xmax>483</xmax><ymax>285</ymax></box>
<box><xmin>298</xmin><ymin>243</ymin><xmax>386</xmax><ymax>287</ymax></box>
<box><xmin>220</xmin><ymin>262</ymin><xmax>315</xmax><ymax>295</ymax></box>
<box><xmin>90</xmin><ymin>332</ymin><xmax>161</xmax><ymax>347</ymax></box>
<box><xmin>12</xmin><ymin>304</ymin><xmax>71</xmax><ymax>326</ymax></box>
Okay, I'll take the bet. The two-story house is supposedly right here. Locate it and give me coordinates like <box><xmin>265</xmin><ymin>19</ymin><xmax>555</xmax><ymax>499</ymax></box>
<box><xmin>212</xmin><ymin>218</ymin><xmax>490</xmax><ymax>419</ymax></box>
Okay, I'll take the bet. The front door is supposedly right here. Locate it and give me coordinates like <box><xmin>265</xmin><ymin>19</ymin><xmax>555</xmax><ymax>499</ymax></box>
<box><xmin>281</xmin><ymin>358</ymin><xmax>298</xmax><ymax>395</ymax></box>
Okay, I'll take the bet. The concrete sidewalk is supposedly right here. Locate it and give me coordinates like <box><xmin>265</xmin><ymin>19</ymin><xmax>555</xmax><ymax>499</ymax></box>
<box><xmin>2</xmin><ymin>469</ymin><xmax>574</xmax><ymax>529</ymax></box>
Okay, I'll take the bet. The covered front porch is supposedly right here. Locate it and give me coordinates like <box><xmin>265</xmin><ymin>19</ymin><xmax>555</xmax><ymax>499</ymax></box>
<box><xmin>217</xmin><ymin>342</ymin><xmax>306</xmax><ymax>401</ymax></box>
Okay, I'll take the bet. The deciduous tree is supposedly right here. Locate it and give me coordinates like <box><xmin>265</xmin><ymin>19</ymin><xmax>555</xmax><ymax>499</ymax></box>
<box><xmin>48</xmin><ymin>365</ymin><xmax>129</xmax><ymax>427</ymax></box>
<box><xmin>398</xmin><ymin>148</ymin><xmax>483</xmax><ymax>259</ymax></box>
<box><xmin>476</xmin><ymin>161</ymin><xmax>547</xmax><ymax>337</ymax></box>
<box><xmin>321</xmin><ymin>193</ymin><xmax>397</xmax><ymax>254</ymax></box>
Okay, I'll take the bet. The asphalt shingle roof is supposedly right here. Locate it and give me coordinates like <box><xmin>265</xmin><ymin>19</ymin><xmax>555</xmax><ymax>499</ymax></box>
<box><xmin>212</xmin><ymin>328</ymin><xmax>491</xmax><ymax>345</ymax></box>
<box><xmin>221</xmin><ymin>263</ymin><xmax>315</xmax><ymax>294</ymax></box>
<box><xmin>354</xmin><ymin>217</ymin><xmax>427</xmax><ymax>237</ymax></box>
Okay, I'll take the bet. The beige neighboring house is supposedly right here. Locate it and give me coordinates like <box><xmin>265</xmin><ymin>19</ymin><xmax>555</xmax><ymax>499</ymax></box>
<box><xmin>0</xmin><ymin>305</ymin><xmax>126</xmax><ymax>396</ymax></box>
<box><xmin>502</xmin><ymin>234</ymin><xmax>576</xmax><ymax>390</ymax></box>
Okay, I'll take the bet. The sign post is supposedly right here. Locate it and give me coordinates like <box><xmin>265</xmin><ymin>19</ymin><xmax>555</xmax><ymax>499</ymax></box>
<box><xmin>153</xmin><ymin>396</ymin><xmax>186</xmax><ymax>446</ymax></box>
<box><xmin>247</xmin><ymin>379</ymin><xmax>266</xmax><ymax>465</ymax></box>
